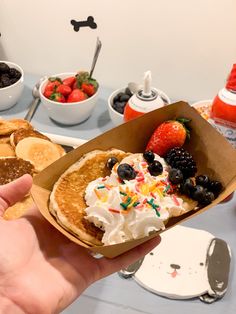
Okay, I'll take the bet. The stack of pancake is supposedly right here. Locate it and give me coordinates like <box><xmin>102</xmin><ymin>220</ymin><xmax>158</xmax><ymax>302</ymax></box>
<box><xmin>0</xmin><ymin>118</ymin><xmax>65</xmax><ymax>219</ymax></box>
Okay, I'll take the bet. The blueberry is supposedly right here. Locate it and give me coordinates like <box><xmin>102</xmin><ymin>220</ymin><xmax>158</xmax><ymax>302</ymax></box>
<box><xmin>10</xmin><ymin>78</ymin><xmax>19</xmax><ymax>85</ymax></box>
<box><xmin>196</xmin><ymin>175</ymin><xmax>210</xmax><ymax>188</ymax></box>
<box><xmin>9</xmin><ymin>68</ymin><xmax>21</xmax><ymax>79</ymax></box>
<box><xmin>208</xmin><ymin>180</ymin><xmax>223</xmax><ymax>196</ymax></box>
<box><xmin>143</xmin><ymin>151</ymin><xmax>155</xmax><ymax>163</ymax></box>
<box><xmin>113</xmin><ymin>94</ymin><xmax>120</xmax><ymax>103</ymax></box>
<box><xmin>181</xmin><ymin>178</ymin><xmax>195</xmax><ymax>196</ymax></box>
<box><xmin>117</xmin><ymin>163</ymin><xmax>137</xmax><ymax>180</ymax></box>
<box><xmin>106</xmin><ymin>157</ymin><xmax>118</xmax><ymax>170</ymax></box>
<box><xmin>125</xmin><ymin>87</ymin><xmax>133</xmax><ymax>97</ymax></box>
<box><xmin>199</xmin><ymin>191</ymin><xmax>215</xmax><ymax>206</ymax></box>
<box><xmin>1</xmin><ymin>76</ymin><xmax>11</xmax><ymax>87</ymax></box>
<box><xmin>192</xmin><ymin>185</ymin><xmax>206</xmax><ymax>202</ymax></box>
<box><xmin>0</xmin><ymin>62</ymin><xmax>10</xmax><ymax>74</ymax></box>
<box><xmin>148</xmin><ymin>161</ymin><xmax>163</xmax><ymax>176</ymax></box>
<box><xmin>117</xmin><ymin>92</ymin><xmax>125</xmax><ymax>99</ymax></box>
<box><xmin>119</xmin><ymin>94</ymin><xmax>130</xmax><ymax>102</ymax></box>
<box><xmin>112</xmin><ymin>101</ymin><xmax>126</xmax><ymax>114</ymax></box>
<box><xmin>168</xmin><ymin>168</ymin><xmax>184</xmax><ymax>184</ymax></box>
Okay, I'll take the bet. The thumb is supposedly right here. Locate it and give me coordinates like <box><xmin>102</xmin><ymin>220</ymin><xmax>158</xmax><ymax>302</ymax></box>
<box><xmin>96</xmin><ymin>235</ymin><xmax>161</xmax><ymax>280</ymax></box>
<box><xmin>0</xmin><ymin>174</ymin><xmax>33</xmax><ymax>217</ymax></box>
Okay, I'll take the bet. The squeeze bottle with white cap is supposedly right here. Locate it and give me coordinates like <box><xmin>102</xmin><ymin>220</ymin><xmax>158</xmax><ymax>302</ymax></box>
<box><xmin>124</xmin><ymin>71</ymin><xmax>168</xmax><ymax>122</ymax></box>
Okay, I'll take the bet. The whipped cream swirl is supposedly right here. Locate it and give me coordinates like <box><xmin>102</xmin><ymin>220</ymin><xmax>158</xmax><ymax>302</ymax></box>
<box><xmin>85</xmin><ymin>153</ymin><xmax>187</xmax><ymax>245</ymax></box>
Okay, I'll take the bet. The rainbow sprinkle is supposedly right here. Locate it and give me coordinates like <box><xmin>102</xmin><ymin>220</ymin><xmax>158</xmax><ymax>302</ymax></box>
<box><xmin>97</xmin><ymin>185</ymin><xmax>105</xmax><ymax>189</ymax></box>
<box><xmin>172</xmin><ymin>195</ymin><xmax>180</xmax><ymax>206</ymax></box>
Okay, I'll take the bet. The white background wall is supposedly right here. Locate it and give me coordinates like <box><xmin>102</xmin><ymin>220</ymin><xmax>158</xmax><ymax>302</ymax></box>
<box><xmin>0</xmin><ymin>0</ymin><xmax>235</xmax><ymax>102</ymax></box>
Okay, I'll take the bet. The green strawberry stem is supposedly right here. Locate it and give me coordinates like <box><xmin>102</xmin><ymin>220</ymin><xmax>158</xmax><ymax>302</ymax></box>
<box><xmin>176</xmin><ymin>117</ymin><xmax>191</xmax><ymax>139</ymax></box>
<box><xmin>48</xmin><ymin>77</ymin><xmax>62</xmax><ymax>83</ymax></box>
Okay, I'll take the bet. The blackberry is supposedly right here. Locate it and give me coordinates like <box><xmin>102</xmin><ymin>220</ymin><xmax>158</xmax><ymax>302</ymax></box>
<box><xmin>165</xmin><ymin>147</ymin><xmax>197</xmax><ymax>178</ymax></box>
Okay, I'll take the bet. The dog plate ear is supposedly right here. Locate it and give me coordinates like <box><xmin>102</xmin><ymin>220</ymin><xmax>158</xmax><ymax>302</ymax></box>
<box><xmin>200</xmin><ymin>238</ymin><xmax>231</xmax><ymax>303</ymax></box>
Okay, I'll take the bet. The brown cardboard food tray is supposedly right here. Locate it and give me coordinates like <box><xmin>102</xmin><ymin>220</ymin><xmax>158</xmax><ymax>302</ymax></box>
<box><xmin>31</xmin><ymin>101</ymin><xmax>236</xmax><ymax>258</ymax></box>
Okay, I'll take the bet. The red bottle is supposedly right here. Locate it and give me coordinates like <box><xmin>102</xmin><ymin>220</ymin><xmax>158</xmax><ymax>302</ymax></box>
<box><xmin>211</xmin><ymin>64</ymin><xmax>236</xmax><ymax>202</ymax></box>
<box><xmin>211</xmin><ymin>64</ymin><xmax>236</xmax><ymax>148</ymax></box>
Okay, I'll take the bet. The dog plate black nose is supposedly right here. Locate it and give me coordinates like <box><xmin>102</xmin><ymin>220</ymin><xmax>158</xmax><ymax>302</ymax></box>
<box><xmin>170</xmin><ymin>264</ymin><xmax>181</xmax><ymax>269</ymax></box>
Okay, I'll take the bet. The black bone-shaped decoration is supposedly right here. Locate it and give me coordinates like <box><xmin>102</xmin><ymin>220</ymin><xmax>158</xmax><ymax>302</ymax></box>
<box><xmin>71</xmin><ymin>16</ymin><xmax>97</xmax><ymax>32</ymax></box>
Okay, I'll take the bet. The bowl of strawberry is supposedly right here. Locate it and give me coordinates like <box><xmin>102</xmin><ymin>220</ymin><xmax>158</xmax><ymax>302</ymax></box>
<box><xmin>39</xmin><ymin>71</ymin><xmax>99</xmax><ymax>125</ymax></box>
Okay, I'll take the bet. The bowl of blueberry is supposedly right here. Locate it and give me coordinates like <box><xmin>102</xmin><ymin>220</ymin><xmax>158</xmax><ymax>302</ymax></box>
<box><xmin>0</xmin><ymin>61</ymin><xmax>24</xmax><ymax>111</ymax></box>
<box><xmin>108</xmin><ymin>86</ymin><xmax>133</xmax><ymax>126</ymax></box>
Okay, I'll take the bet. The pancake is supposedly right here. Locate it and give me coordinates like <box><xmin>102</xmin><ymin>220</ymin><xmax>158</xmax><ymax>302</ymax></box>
<box><xmin>50</xmin><ymin>149</ymin><xmax>130</xmax><ymax>246</ymax></box>
<box><xmin>15</xmin><ymin>137</ymin><xmax>65</xmax><ymax>172</ymax></box>
<box><xmin>0</xmin><ymin>119</ymin><xmax>32</xmax><ymax>136</ymax></box>
<box><xmin>0</xmin><ymin>157</ymin><xmax>35</xmax><ymax>185</ymax></box>
<box><xmin>0</xmin><ymin>143</ymin><xmax>15</xmax><ymax>157</ymax></box>
<box><xmin>3</xmin><ymin>195</ymin><xmax>34</xmax><ymax>220</ymax></box>
<box><xmin>10</xmin><ymin>128</ymin><xmax>51</xmax><ymax>147</ymax></box>
<box><xmin>0</xmin><ymin>135</ymin><xmax>10</xmax><ymax>144</ymax></box>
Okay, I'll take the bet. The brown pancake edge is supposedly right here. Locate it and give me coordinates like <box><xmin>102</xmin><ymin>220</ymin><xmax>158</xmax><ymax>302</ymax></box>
<box><xmin>10</xmin><ymin>128</ymin><xmax>51</xmax><ymax>147</ymax></box>
<box><xmin>0</xmin><ymin>157</ymin><xmax>35</xmax><ymax>185</ymax></box>
<box><xmin>49</xmin><ymin>149</ymin><xmax>130</xmax><ymax>246</ymax></box>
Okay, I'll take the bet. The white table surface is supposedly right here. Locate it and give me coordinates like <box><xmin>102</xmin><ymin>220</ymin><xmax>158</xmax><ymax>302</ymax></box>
<box><xmin>1</xmin><ymin>74</ymin><xmax>235</xmax><ymax>314</ymax></box>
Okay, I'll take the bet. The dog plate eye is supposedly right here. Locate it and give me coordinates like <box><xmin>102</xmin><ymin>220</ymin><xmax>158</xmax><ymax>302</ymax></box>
<box><xmin>200</xmin><ymin>262</ymin><xmax>204</xmax><ymax>266</ymax></box>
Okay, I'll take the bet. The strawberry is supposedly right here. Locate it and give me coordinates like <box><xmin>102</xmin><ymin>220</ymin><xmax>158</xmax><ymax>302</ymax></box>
<box><xmin>67</xmin><ymin>89</ymin><xmax>87</xmax><ymax>102</ymax></box>
<box><xmin>50</xmin><ymin>92</ymin><xmax>66</xmax><ymax>103</ymax></box>
<box><xmin>56</xmin><ymin>84</ymin><xmax>72</xmax><ymax>96</ymax></box>
<box><xmin>44</xmin><ymin>80</ymin><xmax>61</xmax><ymax>93</ymax></box>
<box><xmin>74</xmin><ymin>71</ymin><xmax>98</xmax><ymax>96</ymax></box>
<box><xmin>62</xmin><ymin>76</ymin><xmax>76</xmax><ymax>87</ymax></box>
<box><xmin>81</xmin><ymin>83</ymin><xmax>96</xmax><ymax>96</ymax></box>
<box><xmin>43</xmin><ymin>89</ymin><xmax>53</xmax><ymax>99</ymax></box>
<box><xmin>146</xmin><ymin>118</ymin><xmax>190</xmax><ymax>157</ymax></box>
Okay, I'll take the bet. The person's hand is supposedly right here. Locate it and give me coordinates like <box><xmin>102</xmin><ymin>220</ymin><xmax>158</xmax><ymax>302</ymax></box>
<box><xmin>0</xmin><ymin>175</ymin><xmax>161</xmax><ymax>314</ymax></box>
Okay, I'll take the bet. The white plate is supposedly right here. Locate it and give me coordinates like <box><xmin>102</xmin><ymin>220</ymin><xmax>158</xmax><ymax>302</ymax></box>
<box><xmin>42</xmin><ymin>132</ymin><xmax>87</xmax><ymax>148</ymax></box>
<box><xmin>191</xmin><ymin>99</ymin><xmax>213</xmax><ymax>121</ymax></box>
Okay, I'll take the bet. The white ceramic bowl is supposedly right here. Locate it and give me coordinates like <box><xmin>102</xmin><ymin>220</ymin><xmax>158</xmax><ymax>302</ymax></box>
<box><xmin>0</xmin><ymin>61</ymin><xmax>24</xmax><ymax>111</ymax></box>
<box><xmin>39</xmin><ymin>72</ymin><xmax>99</xmax><ymax>125</ymax></box>
<box><xmin>108</xmin><ymin>87</ymin><xmax>171</xmax><ymax>126</ymax></box>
